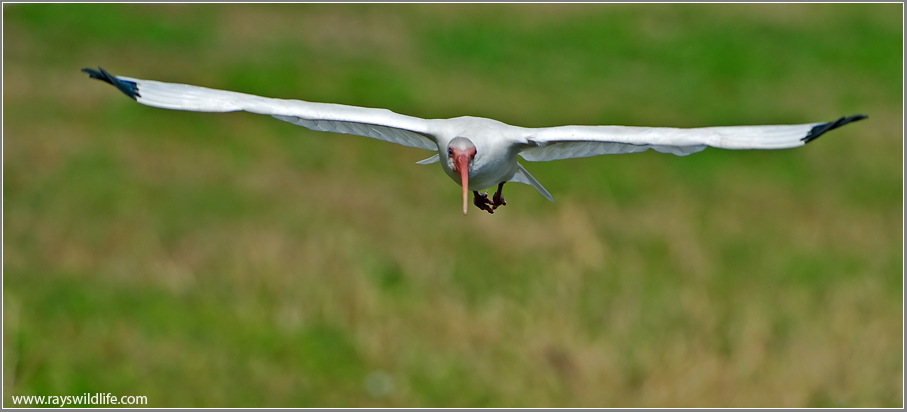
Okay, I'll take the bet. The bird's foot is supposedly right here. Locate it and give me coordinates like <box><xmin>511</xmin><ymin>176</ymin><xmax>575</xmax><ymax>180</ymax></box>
<box><xmin>492</xmin><ymin>191</ymin><xmax>506</xmax><ymax>209</ymax></box>
<box><xmin>473</xmin><ymin>191</ymin><xmax>496</xmax><ymax>214</ymax></box>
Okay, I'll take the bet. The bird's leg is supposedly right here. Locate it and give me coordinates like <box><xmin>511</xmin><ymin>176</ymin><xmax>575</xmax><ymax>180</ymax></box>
<box><xmin>473</xmin><ymin>191</ymin><xmax>495</xmax><ymax>214</ymax></box>
<box><xmin>492</xmin><ymin>182</ymin><xmax>507</xmax><ymax>210</ymax></box>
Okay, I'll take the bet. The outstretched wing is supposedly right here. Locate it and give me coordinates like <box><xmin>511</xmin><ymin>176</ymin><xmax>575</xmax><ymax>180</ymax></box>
<box><xmin>519</xmin><ymin>115</ymin><xmax>867</xmax><ymax>162</ymax></box>
<box><xmin>82</xmin><ymin>67</ymin><xmax>438</xmax><ymax>151</ymax></box>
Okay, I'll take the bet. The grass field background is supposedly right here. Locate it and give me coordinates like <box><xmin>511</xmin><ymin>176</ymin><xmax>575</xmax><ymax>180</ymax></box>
<box><xmin>3</xmin><ymin>3</ymin><xmax>902</xmax><ymax>407</ymax></box>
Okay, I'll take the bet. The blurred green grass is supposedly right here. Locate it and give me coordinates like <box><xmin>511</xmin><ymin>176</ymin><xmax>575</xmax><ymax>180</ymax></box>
<box><xmin>3</xmin><ymin>3</ymin><xmax>902</xmax><ymax>407</ymax></box>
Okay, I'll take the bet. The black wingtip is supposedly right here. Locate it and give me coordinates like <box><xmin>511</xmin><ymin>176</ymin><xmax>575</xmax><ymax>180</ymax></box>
<box><xmin>802</xmin><ymin>114</ymin><xmax>868</xmax><ymax>144</ymax></box>
<box><xmin>82</xmin><ymin>66</ymin><xmax>140</xmax><ymax>100</ymax></box>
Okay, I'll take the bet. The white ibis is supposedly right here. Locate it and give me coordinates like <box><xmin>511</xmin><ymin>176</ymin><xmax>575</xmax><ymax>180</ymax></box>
<box><xmin>83</xmin><ymin>67</ymin><xmax>867</xmax><ymax>215</ymax></box>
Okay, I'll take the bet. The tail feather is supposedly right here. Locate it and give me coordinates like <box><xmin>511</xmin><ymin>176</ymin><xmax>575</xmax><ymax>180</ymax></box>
<box><xmin>416</xmin><ymin>154</ymin><xmax>440</xmax><ymax>165</ymax></box>
<box><xmin>509</xmin><ymin>163</ymin><xmax>555</xmax><ymax>202</ymax></box>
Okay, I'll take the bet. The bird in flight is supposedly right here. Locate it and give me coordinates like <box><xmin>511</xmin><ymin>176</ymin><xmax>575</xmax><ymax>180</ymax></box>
<box><xmin>83</xmin><ymin>67</ymin><xmax>866</xmax><ymax>215</ymax></box>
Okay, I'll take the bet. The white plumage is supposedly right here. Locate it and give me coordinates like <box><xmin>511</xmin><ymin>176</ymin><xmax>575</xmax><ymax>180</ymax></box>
<box><xmin>83</xmin><ymin>67</ymin><xmax>867</xmax><ymax>215</ymax></box>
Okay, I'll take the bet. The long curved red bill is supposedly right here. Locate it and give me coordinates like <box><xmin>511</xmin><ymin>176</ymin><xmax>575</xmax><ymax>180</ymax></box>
<box><xmin>456</xmin><ymin>156</ymin><xmax>470</xmax><ymax>215</ymax></box>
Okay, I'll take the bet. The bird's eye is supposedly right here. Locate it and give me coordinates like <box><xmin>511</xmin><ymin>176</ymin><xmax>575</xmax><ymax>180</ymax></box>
<box><xmin>447</xmin><ymin>148</ymin><xmax>453</xmax><ymax>156</ymax></box>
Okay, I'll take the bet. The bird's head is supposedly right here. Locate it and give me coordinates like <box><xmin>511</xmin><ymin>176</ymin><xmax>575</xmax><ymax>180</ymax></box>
<box><xmin>448</xmin><ymin>137</ymin><xmax>477</xmax><ymax>215</ymax></box>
